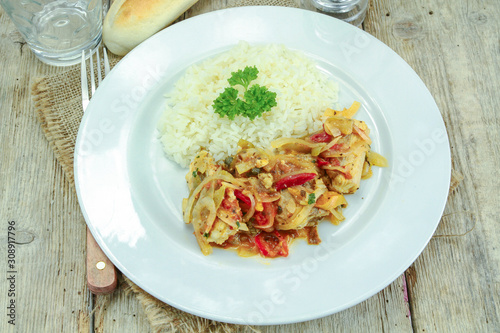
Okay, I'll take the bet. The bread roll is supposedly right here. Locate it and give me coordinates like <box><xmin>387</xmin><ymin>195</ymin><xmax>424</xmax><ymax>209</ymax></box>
<box><xmin>103</xmin><ymin>0</ymin><xmax>199</xmax><ymax>56</ymax></box>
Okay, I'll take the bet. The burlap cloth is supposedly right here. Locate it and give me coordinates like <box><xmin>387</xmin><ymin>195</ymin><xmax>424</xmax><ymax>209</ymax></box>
<box><xmin>30</xmin><ymin>1</ymin><xmax>463</xmax><ymax>332</ymax></box>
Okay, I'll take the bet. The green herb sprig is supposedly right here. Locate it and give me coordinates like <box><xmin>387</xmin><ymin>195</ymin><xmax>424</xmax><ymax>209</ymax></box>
<box><xmin>308</xmin><ymin>193</ymin><xmax>316</xmax><ymax>205</ymax></box>
<box><xmin>212</xmin><ymin>66</ymin><xmax>277</xmax><ymax>121</ymax></box>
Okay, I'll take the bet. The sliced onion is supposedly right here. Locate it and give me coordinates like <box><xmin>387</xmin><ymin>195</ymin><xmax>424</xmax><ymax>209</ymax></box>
<box><xmin>200</xmin><ymin>199</ymin><xmax>217</xmax><ymax>234</ymax></box>
<box><xmin>235</xmin><ymin>161</ymin><xmax>256</xmax><ymax>174</ymax></box>
<box><xmin>341</xmin><ymin>101</ymin><xmax>361</xmax><ymax>119</ymax></box>
<box><xmin>323</xmin><ymin>102</ymin><xmax>362</xmax><ymax>120</ymax></box>
<box><xmin>324</xmin><ymin>122</ymin><xmax>341</xmax><ymax>137</ymax></box>
<box><xmin>311</xmin><ymin>146</ymin><xmax>323</xmax><ymax>156</ymax></box>
<box><xmin>184</xmin><ymin>170</ymin><xmax>244</xmax><ymax>223</ymax></box>
<box><xmin>190</xmin><ymin>188</ymin><xmax>216</xmax><ymax>256</ymax></box>
<box><xmin>367</xmin><ymin>150</ymin><xmax>388</xmax><ymax>167</ymax></box>
<box><xmin>324</xmin><ymin>116</ymin><xmax>353</xmax><ymax>135</ymax></box>
<box><xmin>272</xmin><ymin>138</ymin><xmax>324</xmax><ymax>153</ymax></box>
<box><xmin>321</xmin><ymin>165</ymin><xmax>346</xmax><ymax>172</ymax></box>
<box><xmin>242</xmin><ymin>191</ymin><xmax>256</xmax><ymax>222</ymax></box>
<box><xmin>276</xmin><ymin>154</ymin><xmax>317</xmax><ymax>170</ymax></box>
<box><xmin>321</xmin><ymin>136</ymin><xmax>342</xmax><ymax>153</ymax></box>
<box><xmin>330</xmin><ymin>207</ymin><xmax>345</xmax><ymax>222</ymax></box>
<box><xmin>278</xmin><ymin>205</ymin><xmax>314</xmax><ymax>230</ymax></box>
<box><xmin>257</xmin><ymin>148</ymin><xmax>277</xmax><ymax>172</ymax></box>
<box><xmin>213</xmin><ymin>185</ymin><xmax>227</xmax><ymax>211</ymax></box>
<box><xmin>312</xmin><ymin>179</ymin><xmax>328</xmax><ymax>205</ymax></box>
<box><xmin>353</xmin><ymin>124</ymin><xmax>372</xmax><ymax>144</ymax></box>
<box><xmin>259</xmin><ymin>193</ymin><xmax>281</xmax><ymax>203</ymax></box>
<box><xmin>319</xmin><ymin>150</ymin><xmax>345</xmax><ymax>158</ymax></box>
<box><xmin>220</xmin><ymin>181</ymin><xmax>240</xmax><ymax>190</ymax></box>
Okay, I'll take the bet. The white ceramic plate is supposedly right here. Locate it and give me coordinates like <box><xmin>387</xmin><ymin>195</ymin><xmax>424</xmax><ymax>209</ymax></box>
<box><xmin>75</xmin><ymin>6</ymin><xmax>450</xmax><ymax>325</ymax></box>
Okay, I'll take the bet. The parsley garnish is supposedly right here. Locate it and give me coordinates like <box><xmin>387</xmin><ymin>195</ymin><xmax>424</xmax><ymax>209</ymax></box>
<box><xmin>236</xmin><ymin>221</ymin><xmax>240</xmax><ymax>228</ymax></box>
<box><xmin>308</xmin><ymin>193</ymin><xmax>316</xmax><ymax>205</ymax></box>
<box><xmin>212</xmin><ymin>66</ymin><xmax>277</xmax><ymax>120</ymax></box>
<box><xmin>228</xmin><ymin>66</ymin><xmax>259</xmax><ymax>89</ymax></box>
<box><xmin>203</xmin><ymin>232</ymin><xmax>209</xmax><ymax>238</ymax></box>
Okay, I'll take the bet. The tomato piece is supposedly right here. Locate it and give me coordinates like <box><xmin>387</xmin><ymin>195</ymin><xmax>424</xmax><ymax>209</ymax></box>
<box><xmin>309</xmin><ymin>131</ymin><xmax>332</xmax><ymax>143</ymax></box>
<box><xmin>254</xmin><ymin>231</ymin><xmax>289</xmax><ymax>258</ymax></box>
<box><xmin>317</xmin><ymin>157</ymin><xmax>342</xmax><ymax>168</ymax></box>
<box><xmin>239</xmin><ymin>202</ymin><xmax>250</xmax><ymax>213</ymax></box>
<box><xmin>274</xmin><ymin>173</ymin><xmax>316</xmax><ymax>191</ymax></box>
<box><xmin>330</xmin><ymin>158</ymin><xmax>341</xmax><ymax>166</ymax></box>
<box><xmin>253</xmin><ymin>212</ymin><xmax>266</xmax><ymax>226</ymax></box>
<box><xmin>253</xmin><ymin>202</ymin><xmax>277</xmax><ymax>228</ymax></box>
<box><xmin>330</xmin><ymin>143</ymin><xmax>343</xmax><ymax>151</ymax></box>
<box><xmin>316</xmin><ymin>157</ymin><xmax>330</xmax><ymax>167</ymax></box>
<box><xmin>221</xmin><ymin>191</ymin><xmax>236</xmax><ymax>210</ymax></box>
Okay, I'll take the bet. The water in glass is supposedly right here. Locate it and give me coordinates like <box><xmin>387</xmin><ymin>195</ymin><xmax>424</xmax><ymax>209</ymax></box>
<box><xmin>1</xmin><ymin>0</ymin><xmax>102</xmax><ymax>66</ymax></box>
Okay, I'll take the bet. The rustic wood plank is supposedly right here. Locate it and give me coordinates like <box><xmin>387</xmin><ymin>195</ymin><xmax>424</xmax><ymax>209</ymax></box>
<box><xmin>365</xmin><ymin>0</ymin><xmax>500</xmax><ymax>331</ymax></box>
<box><xmin>1</xmin><ymin>0</ymin><xmax>498</xmax><ymax>331</ymax></box>
<box><xmin>0</xmin><ymin>14</ymin><xmax>90</xmax><ymax>333</ymax></box>
<box><xmin>257</xmin><ymin>277</ymin><xmax>411</xmax><ymax>333</ymax></box>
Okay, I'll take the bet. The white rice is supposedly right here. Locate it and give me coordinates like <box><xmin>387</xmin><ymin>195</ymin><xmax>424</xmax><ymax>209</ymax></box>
<box><xmin>158</xmin><ymin>42</ymin><xmax>339</xmax><ymax>167</ymax></box>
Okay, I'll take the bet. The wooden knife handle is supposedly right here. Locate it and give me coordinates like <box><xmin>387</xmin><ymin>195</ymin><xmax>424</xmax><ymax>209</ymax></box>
<box><xmin>86</xmin><ymin>227</ymin><xmax>118</xmax><ymax>295</ymax></box>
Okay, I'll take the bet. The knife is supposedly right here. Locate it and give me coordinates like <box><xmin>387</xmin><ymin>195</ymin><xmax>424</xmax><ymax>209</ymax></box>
<box><xmin>86</xmin><ymin>227</ymin><xmax>118</xmax><ymax>294</ymax></box>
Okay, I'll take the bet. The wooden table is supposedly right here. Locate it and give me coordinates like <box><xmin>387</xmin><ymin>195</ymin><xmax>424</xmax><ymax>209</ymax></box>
<box><xmin>1</xmin><ymin>0</ymin><xmax>499</xmax><ymax>332</ymax></box>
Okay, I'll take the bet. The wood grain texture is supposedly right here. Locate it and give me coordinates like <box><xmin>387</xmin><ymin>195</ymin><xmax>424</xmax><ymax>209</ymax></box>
<box><xmin>365</xmin><ymin>0</ymin><xmax>500</xmax><ymax>331</ymax></box>
<box><xmin>0</xmin><ymin>15</ymin><xmax>90</xmax><ymax>333</ymax></box>
<box><xmin>1</xmin><ymin>0</ymin><xmax>498</xmax><ymax>332</ymax></box>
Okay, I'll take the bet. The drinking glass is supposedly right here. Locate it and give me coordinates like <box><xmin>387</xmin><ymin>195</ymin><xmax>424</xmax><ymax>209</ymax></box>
<box><xmin>300</xmin><ymin>0</ymin><xmax>369</xmax><ymax>27</ymax></box>
<box><xmin>0</xmin><ymin>0</ymin><xmax>105</xmax><ymax>66</ymax></box>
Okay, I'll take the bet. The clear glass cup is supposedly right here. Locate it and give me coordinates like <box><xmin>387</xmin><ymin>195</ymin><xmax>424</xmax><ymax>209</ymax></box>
<box><xmin>0</xmin><ymin>0</ymin><xmax>105</xmax><ymax>66</ymax></box>
<box><xmin>300</xmin><ymin>0</ymin><xmax>369</xmax><ymax>27</ymax></box>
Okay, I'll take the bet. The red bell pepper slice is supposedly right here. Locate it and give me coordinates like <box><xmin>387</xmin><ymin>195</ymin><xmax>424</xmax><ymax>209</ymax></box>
<box><xmin>254</xmin><ymin>231</ymin><xmax>289</xmax><ymax>258</ymax></box>
<box><xmin>274</xmin><ymin>173</ymin><xmax>316</xmax><ymax>191</ymax></box>
<box><xmin>234</xmin><ymin>189</ymin><xmax>252</xmax><ymax>206</ymax></box>
<box><xmin>316</xmin><ymin>157</ymin><xmax>330</xmax><ymax>167</ymax></box>
<box><xmin>309</xmin><ymin>131</ymin><xmax>332</xmax><ymax>143</ymax></box>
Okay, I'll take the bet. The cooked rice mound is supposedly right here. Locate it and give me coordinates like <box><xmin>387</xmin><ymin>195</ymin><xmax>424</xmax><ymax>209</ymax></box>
<box><xmin>158</xmin><ymin>42</ymin><xmax>339</xmax><ymax>167</ymax></box>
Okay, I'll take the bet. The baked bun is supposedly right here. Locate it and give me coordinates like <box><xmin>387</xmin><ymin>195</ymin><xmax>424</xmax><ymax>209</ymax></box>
<box><xmin>103</xmin><ymin>0</ymin><xmax>199</xmax><ymax>56</ymax></box>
